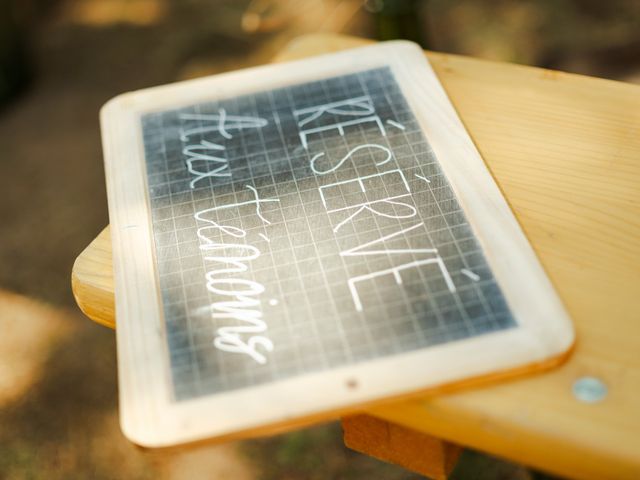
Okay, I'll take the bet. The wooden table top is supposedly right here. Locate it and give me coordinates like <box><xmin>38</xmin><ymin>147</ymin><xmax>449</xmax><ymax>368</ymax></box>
<box><xmin>72</xmin><ymin>34</ymin><xmax>640</xmax><ymax>479</ymax></box>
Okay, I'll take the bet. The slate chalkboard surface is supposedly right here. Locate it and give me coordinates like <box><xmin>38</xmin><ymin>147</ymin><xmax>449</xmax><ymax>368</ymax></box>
<box><xmin>101</xmin><ymin>42</ymin><xmax>573</xmax><ymax>447</ymax></box>
<box><xmin>143</xmin><ymin>67</ymin><xmax>515</xmax><ymax>401</ymax></box>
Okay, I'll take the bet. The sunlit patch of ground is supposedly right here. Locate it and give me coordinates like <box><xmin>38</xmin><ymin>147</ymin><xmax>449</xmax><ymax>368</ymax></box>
<box><xmin>61</xmin><ymin>0</ymin><xmax>167</xmax><ymax>27</ymax></box>
<box><xmin>163</xmin><ymin>442</ymin><xmax>255</xmax><ymax>480</ymax></box>
<box><xmin>0</xmin><ymin>291</ymin><xmax>71</xmax><ymax>406</ymax></box>
<box><xmin>0</xmin><ymin>290</ymin><xmax>258</xmax><ymax>479</ymax></box>
<box><xmin>0</xmin><ymin>292</ymin><xmax>151</xmax><ymax>479</ymax></box>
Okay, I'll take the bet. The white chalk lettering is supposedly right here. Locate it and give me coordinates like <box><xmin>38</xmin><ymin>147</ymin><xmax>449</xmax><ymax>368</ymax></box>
<box><xmin>192</xmin><ymin>185</ymin><xmax>277</xmax><ymax>365</ymax></box>
<box><xmin>293</xmin><ymin>95</ymin><xmax>375</xmax><ymax>127</ymax></box>
<box><xmin>348</xmin><ymin>256</ymin><xmax>456</xmax><ymax>312</ymax></box>
<box><xmin>340</xmin><ymin>222</ymin><xmax>436</xmax><ymax>257</ymax></box>
<box><xmin>291</xmin><ymin>90</ymin><xmax>461</xmax><ymax>315</ymax></box>
<box><xmin>178</xmin><ymin>105</ymin><xmax>275</xmax><ymax>365</ymax></box>
<box><xmin>179</xmin><ymin>109</ymin><xmax>268</xmax><ymax>141</ymax></box>
<box><xmin>318</xmin><ymin>170</ymin><xmax>415</xmax><ymax>232</ymax></box>
<box><xmin>214</xmin><ymin>334</ymin><xmax>273</xmax><ymax>365</ymax></box>
<box><xmin>195</xmin><ymin>185</ymin><xmax>280</xmax><ymax>225</ymax></box>
<box><xmin>298</xmin><ymin>116</ymin><xmax>386</xmax><ymax>149</ymax></box>
<box><xmin>331</xmin><ymin>197</ymin><xmax>417</xmax><ymax>233</ymax></box>
<box><xmin>310</xmin><ymin>143</ymin><xmax>393</xmax><ymax>175</ymax></box>
<box><xmin>341</xmin><ymin>222</ymin><xmax>457</xmax><ymax>311</ymax></box>
<box><xmin>183</xmin><ymin>139</ymin><xmax>230</xmax><ymax>188</ymax></box>
<box><xmin>386</xmin><ymin>119</ymin><xmax>405</xmax><ymax>130</ymax></box>
<box><xmin>294</xmin><ymin>94</ymin><xmax>387</xmax><ymax>149</ymax></box>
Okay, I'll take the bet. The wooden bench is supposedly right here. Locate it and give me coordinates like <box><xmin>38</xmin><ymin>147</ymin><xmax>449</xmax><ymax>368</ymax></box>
<box><xmin>72</xmin><ymin>34</ymin><xmax>640</xmax><ymax>479</ymax></box>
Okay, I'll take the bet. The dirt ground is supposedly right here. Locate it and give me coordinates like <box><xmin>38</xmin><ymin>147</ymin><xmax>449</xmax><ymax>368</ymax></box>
<box><xmin>0</xmin><ymin>1</ymin><xmax>638</xmax><ymax>479</ymax></box>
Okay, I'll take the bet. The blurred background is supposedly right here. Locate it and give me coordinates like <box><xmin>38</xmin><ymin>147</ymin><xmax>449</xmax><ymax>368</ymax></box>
<box><xmin>0</xmin><ymin>1</ymin><xmax>638</xmax><ymax>479</ymax></box>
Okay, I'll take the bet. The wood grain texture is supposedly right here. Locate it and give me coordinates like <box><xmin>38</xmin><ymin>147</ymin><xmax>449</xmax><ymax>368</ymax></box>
<box><xmin>72</xmin><ymin>227</ymin><xmax>114</xmax><ymax>328</ymax></box>
<box><xmin>342</xmin><ymin>414</ymin><xmax>462</xmax><ymax>479</ymax></box>
<box><xmin>72</xmin><ymin>34</ymin><xmax>640</xmax><ymax>478</ymax></box>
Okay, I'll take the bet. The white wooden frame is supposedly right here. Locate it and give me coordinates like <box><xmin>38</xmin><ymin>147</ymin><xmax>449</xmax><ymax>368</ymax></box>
<box><xmin>101</xmin><ymin>41</ymin><xmax>574</xmax><ymax>448</ymax></box>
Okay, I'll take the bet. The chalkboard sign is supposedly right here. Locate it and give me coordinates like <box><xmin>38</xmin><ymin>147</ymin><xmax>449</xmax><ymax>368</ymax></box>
<box><xmin>101</xmin><ymin>42</ymin><xmax>573</xmax><ymax>447</ymax></box>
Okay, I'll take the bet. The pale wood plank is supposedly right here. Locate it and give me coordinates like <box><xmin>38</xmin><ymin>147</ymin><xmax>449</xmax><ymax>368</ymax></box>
<box><xmin>72</xmin><ymin>227</ymin><xmax>114</xmax><ymax>328</ymax></box>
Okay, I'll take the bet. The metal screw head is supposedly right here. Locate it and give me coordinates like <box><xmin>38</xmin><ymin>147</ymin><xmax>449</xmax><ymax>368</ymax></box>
<box><xmin>572</xmin><ymin>377</ymin><xmax>607</xmax><ymax>403</ymax></box>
